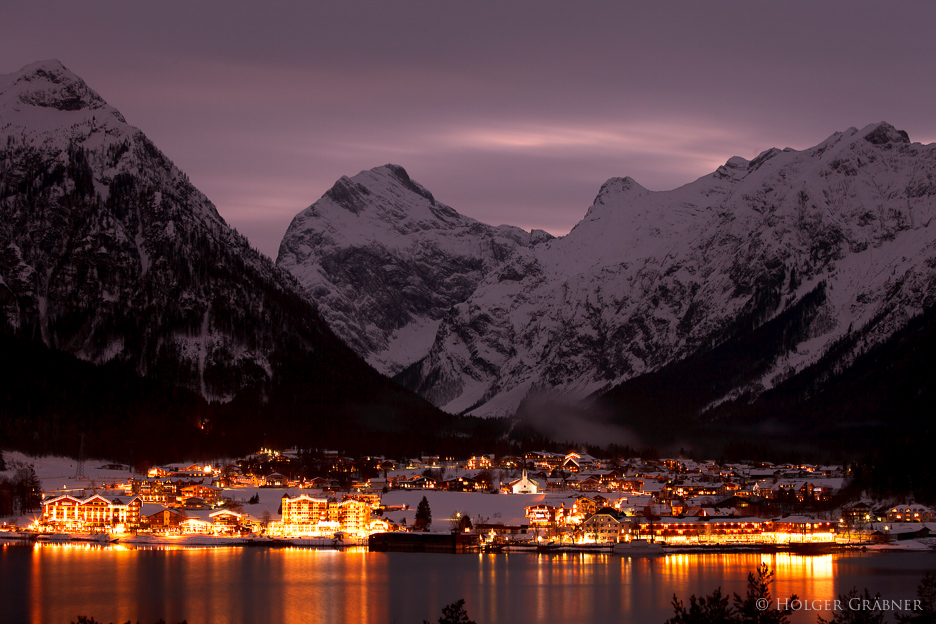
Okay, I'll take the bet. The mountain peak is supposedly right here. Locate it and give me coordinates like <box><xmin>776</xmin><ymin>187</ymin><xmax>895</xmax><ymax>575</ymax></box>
<box><xmin>374</xmin><ymin>163</ymin><xmax>436</xmax><ymax>204</ymax></box>
<box><xmin>17</xmin><ymin>58</ymin><xmax>70</xmax><ymax>76</ymax></box>
<box><xmin>381</xmin><ymin>163</ymin><xmax>411</xmax><ymax>181</ymax></box>
<box><xmin>1</xmin><ymin>60</ymin><xmax>126</xmax><ymax>129</ymax></box>
<box><xmin>594</xmin><ymin>176</ymin><xmax>647</xmax><ymax>203</ymax></box>
<box><xmin>861</xmin><ymin>121</ymin><xmax>910</xmax><ymax>146</ymax></box>
<box><xmin>584</xmin><ymin>176</ymin><xmax>649</xmax><ymax>219</ymax></box>
<box><xmin>3</xmin><ymin>60</ymin><xmax>110</xmax><ymax>113</ymax></box>
<box><xmin>712</xmin><ymin>156</ymin><xmax>750</xmax><ymax>181</ymax></box>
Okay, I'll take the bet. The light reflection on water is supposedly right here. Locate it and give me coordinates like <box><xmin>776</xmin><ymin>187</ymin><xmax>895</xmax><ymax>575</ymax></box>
<box><xmin>2</xmin><ymin>543</ymin><xmax>934</xmax><ymax>624</ymax></box>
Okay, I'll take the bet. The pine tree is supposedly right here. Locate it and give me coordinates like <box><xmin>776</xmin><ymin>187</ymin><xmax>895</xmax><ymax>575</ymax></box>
<box><xmin>665</xmin><ymin>587</ymin><xmax>733</xmax><ymax>624</ymax></box>
<box><xmin>415</xmin><ymin>495</ymin><xmax>432</xmax><ymax>531</ymax></box>
<box><xmin>733</xmin><ymin>564</ymin><xmax>796</xmax><ymax>624</ymax></box>
<box><xmin>14</xmin><ymin>465</ymin><xmax>41</xmax><ymax>513</ymax></box>
<box><xmin>423</xmin><ymin>599</ymin><xmax>475</xmax><ymax>624</ymax></box>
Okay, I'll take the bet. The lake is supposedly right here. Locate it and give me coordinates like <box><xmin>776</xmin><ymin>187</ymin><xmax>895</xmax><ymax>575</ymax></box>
<box><xmin>2</xmin><ymin>542</ymin><xmax>935</xmax><ymax>624</ymax></box>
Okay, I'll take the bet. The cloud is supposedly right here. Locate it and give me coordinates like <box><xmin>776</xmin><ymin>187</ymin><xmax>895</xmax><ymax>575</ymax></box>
<box><xmin>516</xmin><ymin>391</ymin><xmax>643</xmax><ymax>449</ymax></box>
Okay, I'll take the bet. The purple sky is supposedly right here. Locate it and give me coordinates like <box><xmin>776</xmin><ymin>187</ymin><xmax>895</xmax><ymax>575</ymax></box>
<box><xmin>4</xmin><ymin>1</ymin><xmax>936</xmax><ymax>259</ymax></box>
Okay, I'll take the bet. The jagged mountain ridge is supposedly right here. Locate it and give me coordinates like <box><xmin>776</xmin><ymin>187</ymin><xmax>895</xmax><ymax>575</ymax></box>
<box><xmin>0</xmin><ymin>60</ymin><xmax>424</xmax><ymax>416</ymax></box>
<box><xmin>384</xmin><ymin>123</ymin><xmax>936</xmax><ymax>422</ymax></box>
<box><xmin>276</xmin><ymin>164</ymin><xmax>552</xmax><ymax>375</ymax></box>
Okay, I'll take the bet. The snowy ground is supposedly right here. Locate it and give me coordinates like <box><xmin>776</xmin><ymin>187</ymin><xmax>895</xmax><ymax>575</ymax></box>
<box><xmin>2</xmin><ymin>451</ymin><xmax>133</xmax><ymax>491</ymax></box>
<box><xmin>0</xmin><ymin>451</ymin><xmax>294</xmax><ymax>527</ymax></box>
<box><xmin>864</xmin><ymin>539</ymin><xmax>936</xmax><ymax>552</ymax></box>
<box><xmin>1</xmin><ymin>452</ymin><xmax>582</xmax><ymax>529</ymax></box>
<box><xmin>2</xmin><ymin>451</ymin><xmax>138</xmax><ymax>527</ymax></box>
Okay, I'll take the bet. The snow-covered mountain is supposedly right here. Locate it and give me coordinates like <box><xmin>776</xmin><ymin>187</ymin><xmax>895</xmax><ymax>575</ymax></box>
<box><xmin>379</xmin><ymin>123</ymin><xmax>936</xmax><ymax>420</ymax></box>
<box><xmin>7</xmin><ymin>59</ymin><xmax>934</xmax><ymax>451</ymax></box>
<box><xmin>276</xmin><ymin>164</ymin><xmax>552</xmax><ymax>375</ymax></box>
<box><xmin>0</xmin><ymin>60</ymin><xmax>388</xmax><ymax>404</ymax></box>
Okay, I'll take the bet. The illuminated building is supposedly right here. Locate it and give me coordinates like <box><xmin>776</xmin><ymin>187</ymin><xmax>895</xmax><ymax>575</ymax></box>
<box><xmin>41</xmin><ymin>494</ymin><xmax>142</xmax><ymax>532</ymax></box>
<box><xmin>274</xmin><ymin>493</ymin><xmax>373</xmax><ymax>538</ymax></box>
<box><xmin>886</xmin><ymin>504</ymin><xmax>935</xmax><ymax>523</ymax></box>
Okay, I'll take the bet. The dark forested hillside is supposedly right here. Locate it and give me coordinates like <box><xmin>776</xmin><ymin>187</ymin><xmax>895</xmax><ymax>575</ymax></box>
<box><xmin>597</xmin><ymin>295</ymin><xmax>936</xmax><ymax>459</ymax></box>
<box><xmin>0</xmin><ymin>331</ymin><xmax>527</xmax><ymax>463</ymax></box>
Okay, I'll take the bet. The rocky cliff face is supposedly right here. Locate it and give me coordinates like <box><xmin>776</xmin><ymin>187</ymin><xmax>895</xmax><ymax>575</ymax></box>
<box><xmin>0</xmin><ymin>60</ymin><xmax>358</xmax><ymax>402</ymax></box>
<box><xmin>276</xmin><ymin>164</ymin><xmax>552</xmax><ymax>375</ymax></box>
<box><xmin>390</xmin><ymin>123</ymin><xmax>936</xmax><ymax>420</ymax></box>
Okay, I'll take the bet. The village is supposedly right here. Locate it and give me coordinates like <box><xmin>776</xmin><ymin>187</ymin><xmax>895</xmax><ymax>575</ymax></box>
<box><xmin>2</xmin><ymin>449</ymin><xmax>934</xmax><ymax>552</ymax></box>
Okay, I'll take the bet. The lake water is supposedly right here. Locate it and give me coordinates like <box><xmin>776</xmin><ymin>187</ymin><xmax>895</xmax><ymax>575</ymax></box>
<box><xmin>2</xmin><ymin>542</ymin><xmax>935</xmax><ymax>624</ymax></box>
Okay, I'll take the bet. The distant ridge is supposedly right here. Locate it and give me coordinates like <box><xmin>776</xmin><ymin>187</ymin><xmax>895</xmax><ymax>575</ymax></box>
<box><xmin>280</xmin><ymin>123</ymin><xmax>936</xmax><ymax>450</ymax></box>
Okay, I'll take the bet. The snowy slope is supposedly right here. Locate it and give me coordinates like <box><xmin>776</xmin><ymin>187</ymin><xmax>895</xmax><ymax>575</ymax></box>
<box><xmin>399</xmin><ymin>123</ymin><xmax>936</xmax><ymax>418</ymax></box>
<box><xmin>276</xmin><ymin>164</ymin><xmax>552</xmax><ymax>375</ymax></box>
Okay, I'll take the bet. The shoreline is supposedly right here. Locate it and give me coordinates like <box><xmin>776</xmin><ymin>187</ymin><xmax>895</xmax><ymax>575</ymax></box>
<box><xmin>4</xmin><ymin>531</ymin><xmax>932</xmax><ymax>555</ymax></box>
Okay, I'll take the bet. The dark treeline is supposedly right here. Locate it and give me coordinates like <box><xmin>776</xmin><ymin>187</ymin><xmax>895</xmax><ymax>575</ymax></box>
<box><xmin>0</xmin><ymin>333</ymin><xmax>218</xmax><ymax>464</ymax></box>
<box><xmin>700</xmin><ymin>302</ymin><xmax>936</xmax><ymax>459</ymax></box>
<box><xmin>0</xmin><ymin>458</ymin><xmax>42</xmax><ymax>515</ymax></box>
<box><xmin>0</xmin><ymin>333</ymin><xmax>608</xmax><ymax>465</ymax></box>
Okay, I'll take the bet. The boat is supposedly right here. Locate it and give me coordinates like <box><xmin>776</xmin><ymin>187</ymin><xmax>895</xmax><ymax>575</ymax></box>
<box><xmin>71</xmin><ymin>533</ymin><xmax>119</xmax><ymax>544</ymax></box>
<box><xmin>34</xmin><ymin>533</ymin><xmax>119</xmax><ymax>544</ymax></box>
<box><xmin>612</xmin><ymin>539</ymin><xmax>666</xmax><ymax>556</ymax></box>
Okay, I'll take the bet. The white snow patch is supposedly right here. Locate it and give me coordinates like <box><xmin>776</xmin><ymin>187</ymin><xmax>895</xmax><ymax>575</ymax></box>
<box><xmin>367</xmin><ymin>317</ymin><xmax>442</xmax><ymax>375</ymax></box>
